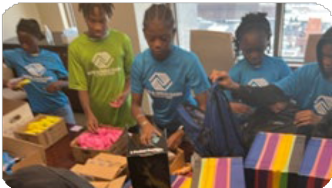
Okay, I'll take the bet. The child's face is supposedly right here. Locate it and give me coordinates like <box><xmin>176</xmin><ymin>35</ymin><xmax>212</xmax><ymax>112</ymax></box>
<box><xmin>17</xmin><ymin>31</ymin><xmax>39</xmax><ymax>54</ymax></box>
<box><xmin>321</xmin><ymin>44</ymin><xmax>332</xmax><ymax>79</ymax></box>
<box><xmin>269</xmin><ymin>102</ymin><xmax>288</xmax><ymax>114</ymax></box>
<box><xmin>144</xmin><ymin>20</ymin><xmax>175</xmax><ymax>61</ymax></box>
<box><xmin>240</xmin><ymin>30</ymin><xmax>268</xmax><ymax>66</ymax></box>
<box><xmin>85</xmin><ymin>6</ymin><xmax>109</xmax><ymax>39</ymax></box>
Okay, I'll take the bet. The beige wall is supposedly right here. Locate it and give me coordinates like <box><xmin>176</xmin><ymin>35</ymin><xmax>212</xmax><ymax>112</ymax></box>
<box><xmin>72</xmin><ymin>3</ymin><xmax>140</xmax><ymax>54</ymax></box>
<box><xmin>3</xmin><ymin>3</ymin><xmax>68</xmax><ymax>41</ymax></box>
<box><xmin>3</xmin><ymin>3</ymin><xmax>42</xmax><ymax>40</ymax></box>
<box><xmin>36</xmin><ymin>3</ymin><xmax>67</xmax><ymax>32</ymax></box>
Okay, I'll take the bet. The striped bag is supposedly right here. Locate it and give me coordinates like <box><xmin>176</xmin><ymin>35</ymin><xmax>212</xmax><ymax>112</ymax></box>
<box><xmin>172</xmin><ymin>176</ymin><xmax>193</xmax><ymax>188</ymax></box>
<box><xmin>245</xmin><ymin>132</ymin><xmax>306</xmax><ymax>188</ymax></box>
<box><xmin>298</xmin><ymin>137</ymin><xmax>332</xmax><ymax>188</ymax></box>
<box><xmin>191</xmin><ymin>157</ymin><xmax>245</xmax><ymax>188</ymax></box>
<box><xmin>123</xmin><ymin>176</ymin><xmax>192</xmax><ymax>188</ymax></box>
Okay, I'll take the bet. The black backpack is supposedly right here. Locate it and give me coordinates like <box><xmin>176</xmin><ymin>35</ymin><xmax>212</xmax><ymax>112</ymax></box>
<box><xmin>177</xmin><ymin>83</ymin><xmax>245</xmax><ymax>157</ymax></box>
<box><xmin>5</xmin><ymin>165</ymin><xmax>94</xmax><ymax>188</ymax></box>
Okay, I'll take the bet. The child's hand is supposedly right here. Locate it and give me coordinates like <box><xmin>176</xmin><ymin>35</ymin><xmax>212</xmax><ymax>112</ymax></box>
<box><xmin>7</xmin><ymin>77</ymin><xmax>29</xmax><ymax>90</ymax></box>
<box><xmin>109</xmin><ymin>93</ymin><xmax>127</xmax><ymax>108</ymax></box>
<box><xmin>209</xmin><ymin>70</ymin><xmax>239</xmax><ymax>89</ymax></box>
<box><xmin>46</xmin><ymin>81</ymin><xmax>64</xmax><ymax>93</ymax></box>
<box><xmin>294</xmin><ymin>110</ymin><xmax>323</xmax><ymax>126</ymax></box>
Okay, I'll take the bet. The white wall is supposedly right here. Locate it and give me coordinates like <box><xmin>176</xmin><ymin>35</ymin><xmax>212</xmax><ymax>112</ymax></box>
<box><xmin>3</xmin><ymin>3</ymin><xmax>42</xmax><ymax>40</ymax></box>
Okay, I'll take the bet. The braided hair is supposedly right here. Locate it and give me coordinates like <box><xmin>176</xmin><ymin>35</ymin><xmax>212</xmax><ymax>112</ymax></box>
<box><xmin>143</xmin><ymin>3</ymin><xmax>175</xmax><ymax>30</ymax></box>
<box><xmin>79</xmin><ymin>3</ymin><xmax>114</xmax><ymax>18</ymax></box>
<box><xmin>234</xmin><ymin>12</ymin><xmax>272</xmax><ymax>57</ymax></box>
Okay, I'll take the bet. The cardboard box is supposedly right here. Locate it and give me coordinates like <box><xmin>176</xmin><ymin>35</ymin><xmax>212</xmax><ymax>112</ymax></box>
<box><xmin>14</xmin><ymin>114</ymin><xmax>68</xmax><ymax>148</ymax></box>
<box><xmin>3</xmin><ymin>63</ymin><xmax>14</xmax><ymax>80</ymax></box>
<box><xmin>3</xmin><ymin>98</ymin><xmax>33</xmax><ymax>137</ymax></box>
<box><xmin>169</xmin><ymin>148</ymin><xmax>185</xmax><ymax>174</ymax></box>
<box><xmin>190</xmin><ymin>30</ymin><xmax>235</xmax><ymax>74</ymax></box>
<box><xmin>90</xmin><ymin>176</ymin><xmax>127</xmax><ymax>188</ymax></box>
<box><xmin>3</xmin><ymin>136</ymin><xmax>46</xmax><ymax>172</ymax></box>
<box><xmin>71</xmin><ymin>127</ymin><xmax>125</xmax><ymax>163</ymax></box>
<box><xmin>71</xmin><ymin>153</ymin><xmax>127</xmax><ymax>181</ymax></box>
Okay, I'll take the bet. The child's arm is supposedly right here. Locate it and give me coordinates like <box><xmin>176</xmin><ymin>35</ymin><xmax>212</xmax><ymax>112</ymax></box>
<box><xmin>109</xmin><ymin>77</ymin><xmax>130</xmax><ymax>108</ymax></box>
<box><xmin>79</xmin><ymin>90</ymin><xmax>99</xmax><ymax>132</ymax></box>
<box><xmin>46</xmin><ymin>80</ymin><xmax>68</xmax><ymax>93</ymax></box>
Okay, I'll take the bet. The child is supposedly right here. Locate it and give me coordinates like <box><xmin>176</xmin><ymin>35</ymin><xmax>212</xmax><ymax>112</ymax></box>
<box><xmin>131</xmin><ymin>4</ymin><xmax>211</xmax><ymax>150</ymax></box>
<box><xmin>3</xmin><ymin>19</ymin><xmax>75</xmax><ymax>125</ymax></box>
<box><xmin>210</xmin><ymin>27</ymin><xmax>332</xmax><ymax>128</ymax></box>
<box><xmin>68</xmin><ymin>3</ymin><xmax>135</xmax><ymax>131</ymax></box>
<box><xmin>220</xmin><ymin>12</ymin><xmax>292</xmax><ymax>116</ymax></box>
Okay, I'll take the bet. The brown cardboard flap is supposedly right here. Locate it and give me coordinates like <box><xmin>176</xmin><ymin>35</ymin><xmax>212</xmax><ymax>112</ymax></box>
<box><xmin>3</xmin><ymin>136</ymin><xmax>46</xmax><ymax>172</ymax></box>
<box><xmin>107</xmin><ymin>176</ymin><xmax>126</xmax><ymax>188</ymax></box>
<box><xmin>190</xmin><ymin>30</ymin><xmax>235</xmax><ymax>74</ymax></box>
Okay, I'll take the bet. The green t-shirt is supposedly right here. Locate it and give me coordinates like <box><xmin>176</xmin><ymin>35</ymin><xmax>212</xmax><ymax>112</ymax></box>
<box><xmin>69</xmin><ymin>30</ymin><xmax>135</xmax><ymax>127</ymax></box>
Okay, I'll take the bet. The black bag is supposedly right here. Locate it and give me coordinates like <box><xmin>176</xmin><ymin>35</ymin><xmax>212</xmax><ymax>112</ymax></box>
<box><xmin>126</xmin><ymin>132</ymin><xmax>171</xmax><ymax>188</ymax></box>
<box><xmin>242</xmin><ymin>103</ymin><xmax>299</xmax><ymax>150</ymax></box>
<box><xmin>177</xmin><ymin>83</ymin><xmax>245</xmax><ymax>157</ymax></box>
<box><xmin>4</xmin><ymin>165</ymin><xmax>94</xmax><ymax>188</ymax></box>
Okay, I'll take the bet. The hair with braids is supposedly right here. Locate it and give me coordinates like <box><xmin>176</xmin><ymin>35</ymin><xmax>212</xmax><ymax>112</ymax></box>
<box><xmin>16</xmin><ymin>18</ymin><xmax>44</xmax><ymax>40</ymax></box>
<box><xmin>79</xmin><ymin>3</ymin><xmax>114</xmax><ymax>18</ymax></box>
<box><xmin>234</xmin><ymin>12</ymin><xmax>272</xmax><ymax>57</ymax></box>
<box><xmin>143</xmin><ymin>3</ymin><xmax>175</xmax><ymax>30</ymax></box>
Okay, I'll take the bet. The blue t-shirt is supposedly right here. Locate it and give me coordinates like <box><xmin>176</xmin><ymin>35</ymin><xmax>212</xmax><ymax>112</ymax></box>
<box><xmin>131</xmin><ymin>45</ymin><xmax>211</xmax><ymax>126</ymax></box>
<box><xmin>230</xmin><ymin>55</ymin><xmax>292</xmax><ymax>87</ymax></box>
<box><xmin>3</xmin><ymin>48</ymin><xmax>69</xmax><ymax>113</ymax></box>
<box><xmin>228</xmin><ymin>55</ymin><xmax>292</xmax><ymax>105</ymax></box>
<box><xmin>275</xmin><ymin>63</ymin><xmax>332</xmax><ymax>115</ymax></box>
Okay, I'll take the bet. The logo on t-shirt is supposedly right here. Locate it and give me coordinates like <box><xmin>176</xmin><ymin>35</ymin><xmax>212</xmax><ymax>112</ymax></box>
<box><xmin>248</xmin><ymin>78</ymin><xmax>269</xmax><ymax>87</ymax></box>
<box><xmin>92</xmin><ymin>52</ymin><xmax>114</xmax><ymax>69</ymax></box>
<box><xmin>149</xmin><ymin>72</ymin><xmax>173</xmax><ymax>91</ymax></box>
<box><xmin>314</xmin><ymin>96</ymin><xmax>332</xmax><ymax>115</ymax></box>
<box><xmin>25</xmin><ymin>63</ymin><xmax>46</xmax><ymax>77</ymax></box>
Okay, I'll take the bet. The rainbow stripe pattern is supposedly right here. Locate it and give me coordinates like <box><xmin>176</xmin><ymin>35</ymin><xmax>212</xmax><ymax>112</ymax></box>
<box><xmin>191</xmin><ymin>157</ymin><xmax>245</xmax><ymax>188</ymax></box>
<box><xmin>245</xmin><ymin>132</ymin><xmax>306</xmax><ymax>188</ymax></box>
<box><xmin>172</xmin><ymin>176</ymin><xmax>192</xmax><ymax>188</ymax></box>
<box><xmin>298</xmin><ymin>137</ymin><xmax>332</xmax><ymax>188</ymax></box>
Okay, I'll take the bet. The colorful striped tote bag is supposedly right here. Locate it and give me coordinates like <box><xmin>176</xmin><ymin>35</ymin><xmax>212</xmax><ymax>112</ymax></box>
<box><xmin>245</xmin><ymin>132</ymin><xmax>306</xmax><ymax>188</ymax></box>
<box><xmin>191</xmin><ymin>157</ymin><xmax>245</xmax><ymax>188</ymax></box>
<box><xmin>298</xmin><ymin>137</ymin><xmax>332</xmax><ymax>188</ymax></box>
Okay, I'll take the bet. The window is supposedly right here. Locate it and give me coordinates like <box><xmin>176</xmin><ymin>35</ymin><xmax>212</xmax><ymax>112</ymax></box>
<box><xmin>175</xmin><ymin>3</ymin><xmax>276</xmax><ymax>52</ymax></box>
<box><xmin>133</xmin><ymin>3</ymin><xmax>153</xmax><ymax>52</ymax></box>
<box><xmin>281</xmin><ymin>3</ymin><xmax>332</xmax><ymax>62</ymax></box>
<box><xmin>175</xmin><ymin>3</ymin><xmax>332</xmax><ymax>63</ymax></box>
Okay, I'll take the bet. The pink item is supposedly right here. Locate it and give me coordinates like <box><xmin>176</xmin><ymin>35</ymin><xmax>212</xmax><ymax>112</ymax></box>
<box><xmin>77</xmin><ymin>126</ymin><xmax>123</xmax><ymax>150</ymax></box>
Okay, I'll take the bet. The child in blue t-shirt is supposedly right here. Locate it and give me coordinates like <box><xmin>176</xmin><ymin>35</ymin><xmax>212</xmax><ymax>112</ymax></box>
<box><xmin>131</xmin><ymin>4</ymin><xmax>210</xmax><ymax>150</ymax></box>
<box><xmin>210</xmin><ymin>26</ymin><xmax>332</xmax><ymax>128</ymax></box>
<box><xmin>224</xmin><ymin>12</ymin><xmax>292</xmax><ymax>116</ymax></box>
<box><xmin>3</xmin><ymin>19</ymin><xmax>75</xmax><ymax>125</ymax></box>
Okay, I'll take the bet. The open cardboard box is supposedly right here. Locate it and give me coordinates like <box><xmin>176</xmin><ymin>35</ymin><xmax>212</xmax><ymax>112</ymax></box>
<box><xmin>89</xmin><ymin>176</ymin><xmax>127</xmax><ymax>188</ymax></box>
<box><xmin>169</xmin><ymin>148</ymin><xmax>186</xmax><ymax>174</ymax></box>
<box><xmin>71</xmin><ymin>153</ymin><xmax>127</xmax><ymax>181</ymax></box>
<box><xmin>3</xmin><ymin>98</ymin><xmax>33</xmax><ymax>137</ymax></box>
<box><xmin>14</xmin><ymin>114</ymin><xmax>68</xmax><ymax>148</ymax></box>
<box><xmin>70</xmin><ymin>127</ymin><xmax>126</xmax><ymax>163</ymax></box>
<box><xmin>3</xmin><ymin>136</ymin><xmax>46</xmax><ymax>173</ymax></box>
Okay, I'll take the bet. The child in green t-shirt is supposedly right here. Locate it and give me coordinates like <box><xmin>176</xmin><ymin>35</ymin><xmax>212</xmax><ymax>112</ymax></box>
<box><xmin>69</xmin><ymin>3</ymin><xmax>135</xmax><ymax>131</ymax></box>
